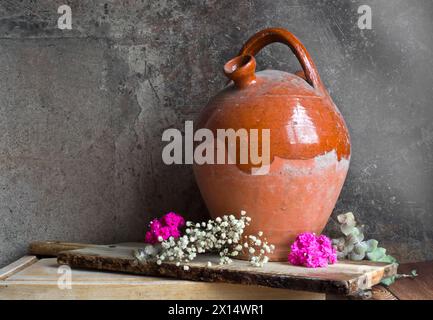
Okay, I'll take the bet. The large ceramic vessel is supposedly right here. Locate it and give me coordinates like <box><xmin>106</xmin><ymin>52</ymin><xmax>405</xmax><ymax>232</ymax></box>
<box><xmin>193</xmin><ymin>28</ymin><xmax>351</xmax><ymax>261</ymax></box>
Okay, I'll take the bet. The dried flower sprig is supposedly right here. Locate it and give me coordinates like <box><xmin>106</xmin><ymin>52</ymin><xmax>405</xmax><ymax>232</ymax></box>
<box><xmin>134</xmin><ymin>211</ymin><xmax>275</xmax><ymax>269</ymax></box>
<box><xmin>241</xmin><ymin>232</ymin><xmax>275</xmax><ymax>267</ymax></box>
<box><xmin>331</xmin><ymin>212</ymin><xmax>395</xmax><ymax>263</ymax></box>
<box><xmin>331</xmin><ymin>212</ymin><xmax>417</xmax><ymax>286</ymax></box>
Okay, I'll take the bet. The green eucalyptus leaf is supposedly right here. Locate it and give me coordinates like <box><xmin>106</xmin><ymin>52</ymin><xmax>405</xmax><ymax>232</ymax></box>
<box><xmin>331</xmin><ymin>238</ymin><xmax>342</xmax><ymax>245</ymax></box>
<box><xmin>334</xmin><ymin>211</ymin><xmax>397</xmax><ymax>267</ymax></box>
<box><xmin>332</xmin><ymin>237</ymin><xmax>346</xmax><ymax>251</ymax></box>
<box><xmin>366</xmin><ymin>247</ymin><xmax>386</xmax><ymax>261</ymax></box>
<box><xmin>337</xmin><ymin>251</ymin><xmax>347</xmax><ymax>260</ymax></box>
<box><xmin>349</xmin><ymin>251</ymin><xmax>366</xmax><ymax>261</ymax></box>
<box><xmin>364</xmin><ymin>239</ymin><xmax>378</xmax><ymax>253</ymax></box>
<box><xmin>337</xmin><ymin>212</ymin><xmax>355</xmax><ymax>225</ymax></box>
<box><xmin>341</xmin><ymin>224</ymin><xmax>355</xmax><ymax>236</ymax></box>
<box><xmin>381</xmin><ymin>276</ymin><xmax>396</xmax><ymax>286</ymax></box>
<box><xmin>411</xmin><ymin>269</ymin><xmax>418</xmax><ymax>277</ymax></box>
<box><xmin>347</xmin><ymin>229</ymin><xmax>364</xmax><ymax>244</ymax></box>
<box><xmin>345</xmin><ymin>243</ymin><xmax>355</xmax><ymax>253</ymax></box>
<box><xmin>353</xmin><ymin>242</ymin><xmax>367</xmax><ymax>255</ymax></box>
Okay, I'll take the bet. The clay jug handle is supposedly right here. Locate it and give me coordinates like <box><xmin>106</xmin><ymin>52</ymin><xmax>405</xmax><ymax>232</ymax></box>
<box><xmin>239</xmin><ymin>28</ymin><xmax>326</xmax><ymax>94</ymax></box>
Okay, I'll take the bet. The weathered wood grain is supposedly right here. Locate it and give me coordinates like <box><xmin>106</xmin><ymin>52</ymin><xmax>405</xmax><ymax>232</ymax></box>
<box><xmin>0</xmin><ymin>256</ymin><xmax>38</xmax><ymax>280</ymax></box>
<box><xmin>28</xmin><ymin>241</ymin><xmax>99</xmax><ymax>257</ymax></box>
<box><xmin>57</xmin><ymin>243</ymin><xmax>397</xmax><ymax>295</ymax></box>
<box><xmin>0</xmin><ymin>258</ymin><xmax>323</xmax><ymax>300</ymax></box>
<box><xmin>386</xmin><ymin>261</ymin><xmax>433</xmax><ymax>300</ymax></box>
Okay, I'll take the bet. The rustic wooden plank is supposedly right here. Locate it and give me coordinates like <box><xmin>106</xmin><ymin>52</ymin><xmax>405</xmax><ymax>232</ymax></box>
<box><xmin>28</xmin><ymin>241</ymin><xmax>99</xmax><ymax>257</ymax></box>
<box><xmin>0</xmin><ymin>258</ymin><xmax>323</xmax><ymax>300</ymax></box>
<box><xmin>28</xmin><ymin>241</ymin><xmax>147</xmax><ymax>257</ymax></box>
<box><xmin>0</xmin><ymin>256</ymin><xmax>38</xmax><ymax>281</ymax></box>
<box><xmin>386</xmin><ymin>261</ymin><xmax>433</xmax><ymax>300</ymax></box>
<box><xmin>57</xmin><ymin>243</ymin><xmax>397</xmax><ymax>295</ymax></box>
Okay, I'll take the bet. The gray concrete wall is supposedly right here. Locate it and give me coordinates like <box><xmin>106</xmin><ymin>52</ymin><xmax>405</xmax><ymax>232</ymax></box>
<box><xmin>0</xmin><ymin>0</ymin><xmax>432</xmax><ymax>267</ymax></box>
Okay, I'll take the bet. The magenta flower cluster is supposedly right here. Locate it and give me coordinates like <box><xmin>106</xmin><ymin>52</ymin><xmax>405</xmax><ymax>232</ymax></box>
<box><xmin>145</xmin><ymin>212</ymin><xmax>185</xmax><ymax>244</ymax></box>
<box><xmin>288</xmin><ymin>233</ymin><xmax>337</xmax><ymax>268</ymax></box>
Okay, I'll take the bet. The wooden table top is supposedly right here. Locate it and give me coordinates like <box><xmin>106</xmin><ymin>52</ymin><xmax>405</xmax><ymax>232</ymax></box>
<box><xmin>372</xmin><ymin>261</ymin><xmax>433</xmax><ymax>300</ymax></box>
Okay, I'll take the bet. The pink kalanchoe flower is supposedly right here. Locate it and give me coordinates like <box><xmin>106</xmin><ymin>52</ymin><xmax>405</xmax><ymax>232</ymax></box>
<box><xmin>149</xmin><ymin>219</ymin><xmax>162</xmax><ymax>231</ymax></box>
<box><xmin>161</xmin><ymin>212</ymin><xmax>185</xmax><ymax>228</ymax></box>
<box><xmin>162</xmin><ymin>226</ymin><xmax>173</xmax><ymax>239</ymax></box>
<box><xmin>145</xmin><ymin>231</ymin><xmax>156</xmax><ymax>244</ymax></box>
<box><xmin>168</xmin><ymin>225</ymin><xmax>181</xmax><ymax>238</ymax></box>
<box><xmin>288</xmin><ymin>233</ymin><xmax>337</xmax><ymax>268</ymax></box>
<box><xmin>144</xmin><ymin>212</ymin><xmax>185</xmax><ymax>244</ymax></box>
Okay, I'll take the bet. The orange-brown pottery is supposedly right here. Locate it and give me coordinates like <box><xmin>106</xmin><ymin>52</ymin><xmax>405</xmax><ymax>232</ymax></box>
<box><xmin>193</xmin><ymin>28</ymin><xmax>351</xmax><ymax>261</ymax></box>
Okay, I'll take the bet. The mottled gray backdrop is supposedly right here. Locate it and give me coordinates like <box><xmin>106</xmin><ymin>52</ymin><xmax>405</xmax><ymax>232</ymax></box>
<box><xmin>0</xmin><ymin>0</ymin><xmax>432</xmax><ymax>267</ymax></box>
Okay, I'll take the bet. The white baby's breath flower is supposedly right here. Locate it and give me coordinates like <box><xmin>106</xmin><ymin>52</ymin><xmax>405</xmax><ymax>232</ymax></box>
<box><xmin>137</xmin><ymin>211</ymin><xmax>274</xmax><ymax>269</ymax></box>
<box><xmin>144</xmin><ymin>245</ymin><xmax>156</xmax><ymax>256</ymax></box>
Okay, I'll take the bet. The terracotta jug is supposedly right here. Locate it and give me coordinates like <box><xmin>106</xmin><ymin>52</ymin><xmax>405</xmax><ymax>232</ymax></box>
<box><xmin>193</xmin><ymin>28</ymin><xmax>351</xmax><ymax>261</ymax></box>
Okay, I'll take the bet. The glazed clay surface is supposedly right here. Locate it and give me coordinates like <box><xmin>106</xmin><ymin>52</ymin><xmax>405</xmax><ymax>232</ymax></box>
<box><xmin>193</xmin><ymin>28</ymin><xmax>351</xmax><ymax>261</ymax></box>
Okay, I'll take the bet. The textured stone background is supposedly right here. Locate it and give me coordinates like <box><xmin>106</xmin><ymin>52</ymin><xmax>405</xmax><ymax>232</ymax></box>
<box><xmin>0</xmin><ymin>0</ymin><xmax>432</xmax><ymax>267</ymax></box>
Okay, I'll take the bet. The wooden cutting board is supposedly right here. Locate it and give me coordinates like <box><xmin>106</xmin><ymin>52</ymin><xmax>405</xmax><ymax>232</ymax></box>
<box><xmin>29</xmin><ymin>241</ymin><xmax>398</xmax><ymax>296</ymax></box>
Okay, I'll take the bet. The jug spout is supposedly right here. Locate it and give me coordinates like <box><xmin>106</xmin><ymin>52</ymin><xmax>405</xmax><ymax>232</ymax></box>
<box><xmin>223</xmin><ymin>55</ymin><xmax>256</xmax><ymax>89</ymax></box>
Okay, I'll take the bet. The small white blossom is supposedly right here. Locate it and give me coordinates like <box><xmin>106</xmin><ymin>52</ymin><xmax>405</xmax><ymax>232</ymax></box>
<box><xmin>144</xmin><ymin>245</ymin><xmax>157</xmax><ymax>256</ymax></box>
